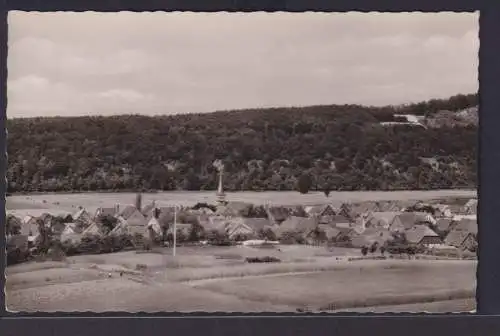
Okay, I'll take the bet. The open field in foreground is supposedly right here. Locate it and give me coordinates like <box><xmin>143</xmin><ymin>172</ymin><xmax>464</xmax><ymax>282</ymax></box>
<box><xmin>6</xmin><ymin>245</ymin><xmax>476</xmax><ymax>313</ymax></box>
<box><xmin>7</xmin><ymin>189</ymin><xmax>476</xmax><ymax>216</ymax></box>
<box><xmin>192</xmin><ymin>261</ymin><xmax>475</xmax><ymax>311</ymax></box>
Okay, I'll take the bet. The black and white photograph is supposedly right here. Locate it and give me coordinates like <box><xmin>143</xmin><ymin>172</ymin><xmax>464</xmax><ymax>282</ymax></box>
<box><xmin>5</xmin><ymin>11</ymin><xmax>478</xmax><ymax>313</ymax></box>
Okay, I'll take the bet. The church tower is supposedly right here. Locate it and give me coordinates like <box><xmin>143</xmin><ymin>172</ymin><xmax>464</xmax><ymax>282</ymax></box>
<box><xmin>216</xmin><ymin>168</ymin><xmax>226</xmax><ymax>205</ymax></box>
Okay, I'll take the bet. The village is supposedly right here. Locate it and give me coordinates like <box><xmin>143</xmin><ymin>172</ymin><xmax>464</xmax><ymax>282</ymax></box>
<box><xmin>6</xmin><ymin>179</ymin><xmax>479</xmax><ymax>263</ymax></box>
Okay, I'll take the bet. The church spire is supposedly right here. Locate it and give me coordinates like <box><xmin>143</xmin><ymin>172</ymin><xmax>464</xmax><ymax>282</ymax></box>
<box><xmin>216</xmin><ymin>168</ymin><xmax>226</xmax><ymax>205</ymax></box>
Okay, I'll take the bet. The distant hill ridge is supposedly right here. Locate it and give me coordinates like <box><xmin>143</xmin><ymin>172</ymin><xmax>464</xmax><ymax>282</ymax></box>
<box><xmin>7</xmin><ymin>93</ymin><xmax>477</xmax><ymax>193</ymax></box>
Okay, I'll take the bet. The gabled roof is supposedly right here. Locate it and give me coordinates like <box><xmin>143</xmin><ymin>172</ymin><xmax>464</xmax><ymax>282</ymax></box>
<box><xmin>73</xmin><ymin>208</ymin><xmax>91</xmax><ymax>221</ymax></box>
<box><xmin>242</xmin><ymin>218</ymin><xmax>270</xmax><ymax>232</ymax></box>
<box><xmin>465</xmin><ymin>198</ymin><xmax>478</xmax><ymax>208</ymax></box>
<box><xmin>318</xmin><ymin>225</ymin><xmax>341</xmax><ymax>240</ymax></box>
<box><xmin>454</xmin><ymin>218</ymin><xmax>478</xmax><ymax>235</ymax></box>
<box><xmin>445</xmin><ymin>229</ymin><xmax>475</xmax><ymax>247</ymax></box>
<box><xmin>95</xmin><ymin>207</ymin><xmax>117</xmax><ymax>218</ymax></box>
<box><xmin>39</xmin><ymin>213</ymin><xmax>52</xmax><ymax>222</ymax></box>
<box><xmin>436</xmin><ymin>218</ymin><xmax>454</xmax><ymax>232</ymax></box>
<box><xmin>328</xmin><ymin>214</ymin><xmax>352</xmax><ymax>225</ymax></box>
<box><xmin>405</xmin><ymin>225</ymin><xmax>439</xmax><ymax>244</ymax></box>
<box><xmin>119</xmin><ymin>205</ymin><xmax>141</xmax><ymax>220</ymax></box>
<box><xmin>463</xmin><ymin>199</ymin><xmax>478</xmax><ymax>214</ymax></box>
<box><xmin>147</xmin><ymin>216</ymin><xmax>161</xmax><ymax>227</ymax></box>
<box><xmin>367</xmin><ymin>212</ymin><xmax>400</xmax><ymax>227</ymax></box>
<box><xmin>305</xmin><ymin>204</ymin><xmax>337</xmax><ymax>217</ymax></box>
<box><xmin>23</xmin><ymin>215</ymin><xmax>35</xmax><ymax>224</ymax></box>
<box><xmin>82</xmin><ymin>222</ymin><xmax>102</xmax><ymax>236</ymax></box>
<box><xmin>199</xmin><ymin>215</ymin><xmax>229</xmax><ymax>233</ymax></box>
<box><xmin>60</xmin><ymin>232</ymin><xmax>82</xmax><ymax>244</ymax></box>
<box><xmin>141</xmin><ymin>202</ymin><xmax>156</xmax><ymax>215</ymax></box>
<box><xmin>396</xmin><ymin>212</ymin><xmax>434</xmax><ymax>229</ymax></box>
<box><xmin>278</xmin><ymin>216</ymin><xmax>317</xmax><ymax>235</ymax></box>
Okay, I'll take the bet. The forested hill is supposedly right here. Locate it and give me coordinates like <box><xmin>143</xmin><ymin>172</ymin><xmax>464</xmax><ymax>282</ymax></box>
<box><xmin>7</xmin><ymin>93</ymin><xmax>477</xmax><ymax>193</ymax></box>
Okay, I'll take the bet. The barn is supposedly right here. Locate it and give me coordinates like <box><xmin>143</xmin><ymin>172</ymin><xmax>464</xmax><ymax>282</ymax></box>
<box><xmin>405</xmin><ymin>225</ymin><xmax>442</xmax><ymax>246</ymax></box>
<box><xmin>445</xmin><ymin>229</ymin><xmax>477</xmax><ymax>251</ymax></box>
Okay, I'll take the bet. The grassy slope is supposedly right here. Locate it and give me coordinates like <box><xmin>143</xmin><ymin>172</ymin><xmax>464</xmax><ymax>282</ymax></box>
<box><xmin>191</xmin><ymin>260</ymin><xmax>476</xmax><ymax>311</ymax></box>
<box><xmin>6</xmin><ymin>253</ymin><xmax>476</xmax><ymax>313</ymax></box>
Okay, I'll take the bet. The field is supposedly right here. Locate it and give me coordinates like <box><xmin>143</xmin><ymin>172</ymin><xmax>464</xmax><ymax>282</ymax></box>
<box><xmin>7</xmin><ymin>189</ymin><xmax>476</xmax><ymax>218</ymax></box>
<box><xmin>6</xmin><ymin>245</ymin><xmax>477</xmax><ymax>313</ymax></box>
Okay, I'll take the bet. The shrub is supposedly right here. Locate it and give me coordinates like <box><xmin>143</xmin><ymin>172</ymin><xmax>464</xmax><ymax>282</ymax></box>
<box><xmin>6</xmin><ymin>247</ymin><xmax>31</xmax><ymax>266</ymax></box>
<box><xmin>297</xmin><ymin>173</ymin><xmax>312</xmax><ymax>194</ymax></box>
<box><xmin>192</xmin><ymin>202</ymin><xmax>217</xmax><ymax>213</ymax></box>
<box><xmin>361</xmin><ymin>246</ymin><xmax>368</xmax><ymax>256</ymax></box>
<box><xmin>258</xmin><ymin>228</ymin><xmax>277</xmax><ymax>241</ymax></box>
<box><xmin>245</xmin><ymin>256</ymin><xmax>281</xmax><ymax>263</ymax></box>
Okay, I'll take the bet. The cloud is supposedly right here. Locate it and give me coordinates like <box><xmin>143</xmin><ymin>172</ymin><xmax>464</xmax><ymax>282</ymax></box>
<box><xmin>7</xmin><ymin>11</ymin><xmax>478</xmax><ymax>118</ymax></box>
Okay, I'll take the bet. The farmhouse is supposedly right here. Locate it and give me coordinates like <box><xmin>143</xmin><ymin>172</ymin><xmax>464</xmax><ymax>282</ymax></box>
<box><xmin>462</xmin><ymin>199</ymin><xmax>478</xmax><ymax>215</ymax></box>
<box><xmin>275</xmin><ymin>216</ymin><xmax>318</xmax><ymax>239</ymax></box>
<box><xmin>433</xmin><ymin>204</ymin><xmax>453</xmax><ymax>218</ymax></box>
<box><xmin>390</xmin><ymin>212</ymin><xmax>435</xmax><ymax>232</ymax></box>
<box><xmin>338</xmin><ymin>203</ymin><xmax>353</xmax><ymax>218</ymax></box>
<box><xmin>326</xmin><ymin>214</ymin><xmax>352</xmax><ymax>227</ymax></box>
<box><xmin>73</xmin><ymin>208</ymin><xmax>92</xmax><ymax>226</ymax></box>
<box><xmin>82</xmin><ymin>222</ymin><xmax>103</xmax><ymax>236</ymax></box>
<box><xmin>304</xmin><ymin>204</ymin><xmax>337</xmax><ymax>219</ymax></box>
<box><xmin>221</xmin><ymin>217</ymin><xmax>272</xmax><ymax>240</ymax></box>
<box><xmin>227</xmin><ymin>223</ymin><xmax>255</xmax><ymax>240</ymax></box>
<box><xmin>445</xmin><ymin>229</ymin><xmax>476</xmax><ymax>251</ymax></box>
<box><xmin>94</xmin><ymin>206</ymin><xmax>118</xmax><ymax>219</ymax></box>
<box><xmin>242</xmin><ymin>218</ymin><xmax>271</xmax><ymax>235</ymax></box>
<box><xmin>348</xmin><ymin>201</ymin><xmax>379</xmax><ymax>218</ymax></box>
<box><xmin>146</xmin><ymin>216</ymin><xmax>162</xmax><ymax>237</ymax></box>
<box><xmin>351</xmin><ymin>227</ymin><xmax>393</xmax><ymax>248</ymax></box>
<box><xmin>317</xmin><ymin>225</ymin><xmax>342</xmax><ymax>242</ymax></box>
<box><xmin>60</xmin><ymin>224</ymin><xmax>83</xmax><ymax>244</ymax></box>
<box><xmin>447</xmin><ymin>204</ymin><xmax>466</xmax><ymax>215</ymax></box>
<box><xmin>365</xmin><ymin>212</ymin><xmax>400</xmax><ymax>229</ymax></box>
<box><xmin>453</xmin><ymin>218</ymin><xmax>478</xmax><ymax>235</ymax></box>
<box><xmin>199</xmin><ymin>215</ymin><xmax>230</xmax><ymax>235</ymax></box>
<box><xmin>405</xmin><ymin>225</ymin><xmax>441</xmax><ymax>246</ymax></box>
<box><xmin>22</xmin><ymin>215</ymin><xmax>38</xmax><ymax>232</ymax></box>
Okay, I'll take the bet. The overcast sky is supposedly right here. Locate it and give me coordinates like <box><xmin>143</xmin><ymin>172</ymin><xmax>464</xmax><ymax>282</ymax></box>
<box><xmin>7</xmin><ymin>11</ymin><xmax>478</xmax><ymax>118</ymax></box>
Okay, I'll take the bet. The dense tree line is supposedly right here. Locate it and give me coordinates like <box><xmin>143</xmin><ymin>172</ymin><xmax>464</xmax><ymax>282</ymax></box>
<box><xmin>7</xmin><ymin>93</ymin><xmax>477</xmax><ymax>193</ymax></box>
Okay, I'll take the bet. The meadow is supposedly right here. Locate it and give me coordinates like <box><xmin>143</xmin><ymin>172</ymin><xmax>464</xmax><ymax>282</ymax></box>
<box><xmin>6</xmin><ymin>244</ymin><xmax>477</xmax><ymax>313</ymax></box>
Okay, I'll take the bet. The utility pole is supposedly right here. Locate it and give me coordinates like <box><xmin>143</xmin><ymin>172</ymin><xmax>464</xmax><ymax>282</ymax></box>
<box><xmin>173</xmin><ymin>205</ymin><xmax>177</xmax><ymax>257</ymax></box>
